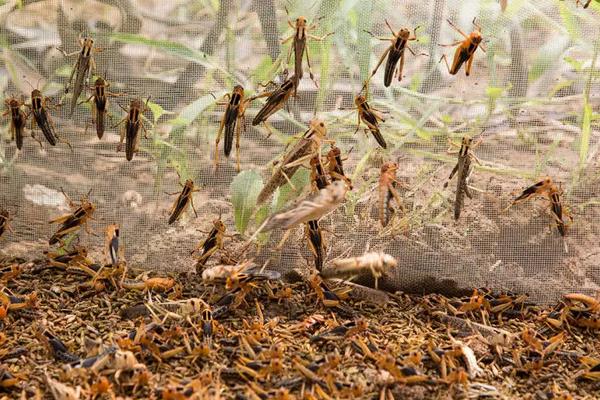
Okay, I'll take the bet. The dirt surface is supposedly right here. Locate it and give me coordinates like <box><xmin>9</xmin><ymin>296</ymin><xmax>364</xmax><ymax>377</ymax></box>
<box><xmin>2</xmin><ymin>256</ymin><xmax>600</xmax><ymax>399</ymax></box>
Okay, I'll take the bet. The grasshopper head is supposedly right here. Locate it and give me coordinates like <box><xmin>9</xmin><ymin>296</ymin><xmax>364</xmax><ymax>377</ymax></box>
<box><xmin>398</xmin><ymin>28</ymin><xmax>411</xmax><ymax>39</ymax></box>
<box><xmin>296</xmin><ymin>16</ymin><xmax>307</xmax><ymax>28</ymax></box>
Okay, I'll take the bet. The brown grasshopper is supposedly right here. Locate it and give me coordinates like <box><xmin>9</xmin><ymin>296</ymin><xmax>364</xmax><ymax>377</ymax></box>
<box><xmin>508</xmin><ymin>177</ymin><xmax>572</xmax><ymax>237</ymax></box>
<box><xmin>105</xmin><ymin>224</ymin><xmax>120</xmax><ymax>266</ymax></box>
<box><xmin>3</xmin><ymin>95</ymin><xmax>30</xmax><ymax>150</ymax></box>
<box><xmin>215</xmin><ymin>85</ymin><xmax>252</xmax><ymax>172</ymax></box>
<box><xmin>326</xmin><ymin>145</ymin><xmax>352</xmax><ymax>189</ymax></box>
<box><xmin>256</xmin><ymin>118</ymin><xmax>331</xmax><ymax>205</ymax></box>
<box><xmin>310</xmin><ymin>154</ymin><xmax>330</xmax><ymax>192</ymax></box>
<box><xmin>378</xmin><ymin>162</ymin><xmax>406</xmax><ymax>227</ymax></box>
<box><xmin>305</xmin><ymin>154</ymin><xmax>329</xmax><ymax>272</ymax></box>
<box><xmin>281</xmin><ymin>8</ymin><xmax>333</xmax><ymax>89</ymax></box>
<box><xmin>355</xmin><ymin>93</ymin><xmax>387</xmax><ymax>149</ymax></box>
<box><xmin>365</xmin><ymin>21</ymin><xmax>422</xmax><ymax>86</ymax></box>
<box><xmin>444</xmin><ymin>136</ymin><xmax>481</xmax><ymax>220</ymax></box>
<box><xmin>0</xmin><ymin>208</ymin><xmax>12</xmax><ymax>238</ymax></box>
<box><xmin>116</xmin><ymin>98</ymin><xmax>150</xmax><ymax>161</ymax></box>
<box><xmin>251</xmin><ymin>75</ymin><xmax>299</xmax><ymax>135</ymax></box>
<box><xmin>192</xmin><ymin>218</ymin><xmax>227</xmax><ymax>272</ymax></box>
<box><xmin>167</xmin><ymin>178</ymin><xmax>200</xmax><ymax>225</ymax></box>
<box><xmin>439</xmin><ymin>19</ymin><xmax>486</xmax><ymax>77</ymax></box>
<box><xmin>49</xmin><ymin>189</ymin><xmax>96</xmax><ymax>245</ymax></box>
<box><xmin>305</xmin><ymin>219</ymin><xmax>325</xmax><ymax>272</ymax></box>
<box><xmin>82</xmin><ymin>77</ymin><xmax>122</xmax><ymax>139</ymax></box>
<box><xmin>59</xmin><ymin>36</ymin><xmax>100</xmax><ymax>116</ymax></box>
<box><xmin>28</xmin><ymin>88</ymin><xmax>72</xmax><ymax>150</ymax></box>
<box><xmin>576</xmin><ymin>0</ymin><xmax>592</xmax><ymax>8</ymax></box>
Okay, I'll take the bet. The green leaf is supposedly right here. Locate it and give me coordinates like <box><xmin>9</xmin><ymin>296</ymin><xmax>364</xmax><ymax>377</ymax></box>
<box><xmin>563</xmin><ymin>56</ymin><xmax>583</xmax><ymax>72</ymax></box>
<box><xmin>272</xmin><ymin>169</ymin><xmax>310</xmax><ymax>212</ymax></box>
<box><xmin>110</xmin><ymin>32</ymin><xmax>214</xmax><ymax>67</ymax></box>
<box><xmin>176</xmin><ymin>91</ymin><xmax>226</xmax><ymax>125</ymax></box>
<box><xmin>415</xmin><ymin>128</ymin><xmax>433</xmax><ymax>141</ymax></box>
<box><xmin>485</xmin><ymin>86</ymin><xmax>504</xmax><ymax>100</ymax></box>
<box><xmin>147</xmin><ymin>101</ymin><xmax>174</xmax><ymax>123</ymax></box>
<box><xmin>230</xmin><ymin>170</ymin><xmax>263</xmax><ymax>235</ymax></box>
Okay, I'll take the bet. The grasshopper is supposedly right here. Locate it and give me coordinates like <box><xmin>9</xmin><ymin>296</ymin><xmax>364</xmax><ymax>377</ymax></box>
<box><xmin>115</xmin><ymin>98</ymin><xmax>150</xmax><ymax>161</ymax></box>
<box><xmin>281</xmin><ymin>8</ymin><xmax>333</xmax><ymax>89</ymax></box>
<box><xmin>192</xmin><ymin>218</ymin><xmax>226</xmax><ymax>272</ymax></box>
<box><xmin>251</xmin><ymin>75</ymin><xmax>299</xmax><ymax>135</ymax></box>
<box><xmin>59</xmin><ymin>36</ymin><xmax>100</xmax><ymax>116</ymax></box>
<box><xmin>263</xmin><ymin>180</ymin><xmax>347</xmax><ymax>232</ymax></box>
<box><xmin>167</xmin><ymin>179</ymin><xmax>200</xmax><ymax>225</ymax></box>
<box><xmin>0</xmin><ymin>208</ymin><xmax>12</xmax><ymax>238</ymax></box>
<box><xmin>326</xmin><ymin>252</ymin><xmax>397</xmax><ymax>289</ymax></box>
<box><xmin>355</xmin><ymin>93</ymin><xmax>387</xmax><ymax>149</ymax></box>
<box><xmin>105</xmin><ymin>224</ymin><xmax>120</xmax><ymax>266</ymax></box>
<box><xmin>28</xmin><ymin>89</ymin><xmax>72</xmax><ymax>150</ymax></box>
<box><xmin>326</xmin><ymin>145</ymin><xmax>352</xmax><ymax>189</ymax></box>
<box><xmin>256</xmin><ymin>118</ymin><xmax>331</xmax><ymax>205</ymax></box>
<box><xmin>305</xmin><ymin>154</ymin><xmax>329</xmax><ymax>272</ymax></box>
<box><xmin>310</xmin><ymin>154</ymin><xmax>330</xmax><ymax>191</ymax></box>
<box><xmin>365</xmin><ymin>21</ymin><xmax>422</xmax><ymax>86</ymax></box>
<box><xmin>439</xmin><ymin>18</ymin><xmax>486</xmax><ymax>76</ymax></box>
<box><xmin>306</xmin><ymin>219</ymin><xmax>325</xmax><ymax>272</ymax></box>
<box><xmin>215</xmin><ymin>85</ymin><xmax>253</xmax><ymax>172</ymax></box>
<box><xmin>3</xmin><ymin>95</ymin><xmax>30</xmax><ymax>150</ymax></box>
<box><xmin>49</xmin><ymin>189</ymin><xmax>96</xmax><ymax>245</ymax></box>
<box><xmin>576</xmin><ymin>0</ymin><xmax>592</xmax><ymax>8</ymax></box>
<box><xmin>378</xmin><ymin>162</ymin><xmax>406</xmax><ymax>227</ymax></box>
<box><xmin>444</xmin><ymin>136</ymin><xmax>481</xmax><ymax>220</ymax></box>
<box><xmin>508</xmin><ymin>177</ymin><xmax>572</xmax><ymax>237</ymax></box>
<box><xmin>82</xmin><ymin>77</ymin><xmax>122</xmax><ymax>139</ymax></box>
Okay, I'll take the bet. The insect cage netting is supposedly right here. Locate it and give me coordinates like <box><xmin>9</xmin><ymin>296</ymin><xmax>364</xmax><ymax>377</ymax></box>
<box><xmin>1</xmin><ymin>0</ymin><xmax>599</xmax><ymax>303</ymax></box>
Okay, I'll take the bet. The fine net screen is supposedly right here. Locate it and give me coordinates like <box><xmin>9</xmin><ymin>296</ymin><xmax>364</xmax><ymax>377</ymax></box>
<box><xmin>1</xmin><ymin>0</ymin><xmax>599</xmax><ymax>303</ymax></box>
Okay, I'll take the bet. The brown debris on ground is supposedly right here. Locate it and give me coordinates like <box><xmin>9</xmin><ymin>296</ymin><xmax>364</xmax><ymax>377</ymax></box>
<box><xmin>2</xmin><ymin>256</ymin><xmax>600</xmax><ymax>399</ymax></box>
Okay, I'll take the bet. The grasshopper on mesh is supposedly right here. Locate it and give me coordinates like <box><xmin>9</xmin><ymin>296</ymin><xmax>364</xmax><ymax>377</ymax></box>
<box><xmin>326</xmin><ymin>145</ymin><xmax>352</xmax><ymax>189</ymax></box>
<box><xmin>3</xmin><ymin>95</ymin><xmax>30</xmax><ymax>150</ymax></box>
<box><xmin>508</xmin><ymin>177</ymin><xmax>572</xmax><ymax>237</ymax></box>
<box><xmin>251</xmin><ymin>75</ymin><xmax>299</xmax><ymax>136</ymax></box>
<box><xmin>105</xmin><ymin>224</ymin><xmax>121</xmax><ymax>266</ymax></box>
<box><xmin>81</xmin><ymin>76</ymin><xmax>122</xmax><ymax>139</ymax></box>
<box><xmin>192</xmin><ymin>217</ymin><xmax>227</xmax><ymax>272</ymax></box>
<box><xmin>281</xmin><ymin>8</ymin><xmax>333</xmax><ymax>90</ymax></box>
<box><xmin>365</xmin><ymin>21</ymin><xmax>424</xmax><ymax>86</ymax></box>
<box><xmin>354</xmin><ymin>91</ymin><xmax>387</xmax><ymax>149</ymax></box>
<box><xmin>378</xmin><ymin>161</ymin><xmax>407</xmax><ymax>227</ymax></box>
<box><xmin>27</xmin><ymin>87</ymin><xmax>72</xmax><ymax>150</ymax></box>
<box><xmin>0</xmin><ymin>208</ymin><xmax>13</xmax><ymax>238</ymax></box>
<box><xmin>48</xmin><ymin>189</ymin><xmax>96</xmax><ymax>246</ymax></box>
<box><xmin>305</xmin><ymin>219</ymin><xmax>325</xmax><ymax>272</ymax></box>
<box><xmin>444</xmin><ymin>136</ymin><xmax>482</xmax><ymax>220</ymax></box>
<box><xmin>439</xmin><ymin>18</ymin><xmax>486</xmax><ymax>77</ymax></box>
<box><xmin>214</xmin><ymin>85</ymin><xmax>253</xmax><ymax>172</ymax></box>
<box><xmin>256</xmin><ymin>118</ymin><xmax>332</xmax><ymax>205</ymax></box>
<box><xmin>58</xmin><ymin>36</ymin><xmax>101</xmax><ymax>116</ymax></box>
<box><xmin>167</xmin><ymin>178</ymin><xmax>200</xmax><ymax>225</ymax></box>
<box><xmin>115</xmin><ymin>98</ymin><xmax>150</xmax><ymax>161</ymax></box>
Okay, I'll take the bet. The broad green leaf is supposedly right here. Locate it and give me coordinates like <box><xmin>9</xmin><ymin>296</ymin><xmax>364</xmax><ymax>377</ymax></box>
<box><xmin>147</xmin><ymin>101</ymin><xmax>174</xmax><ymax>123</ymax></box>
<box><xmin>176</xmin><ymin>91</ymin><xmax>226</xmax><ymax>125</ymax></box>
<box><xmin>110</xmin><ymin>33</ymin><xmax>215</xmax><ymax>67</ymax></box>
<box><xmin>272</xmin><ymin>169</ymin><xmax>310</xmax><ymax>212</ymax></box>
<box><xmin>230</xmin><ymin>170</ymin><xmax>263</xmax><ymax>235</ymax></box>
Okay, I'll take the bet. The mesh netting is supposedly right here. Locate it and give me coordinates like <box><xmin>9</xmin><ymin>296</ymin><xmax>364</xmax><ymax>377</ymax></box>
<box><xmin>1</xmin><ymin>0</ymin><xmax>599</xmax><ymax>303</ymax></box>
